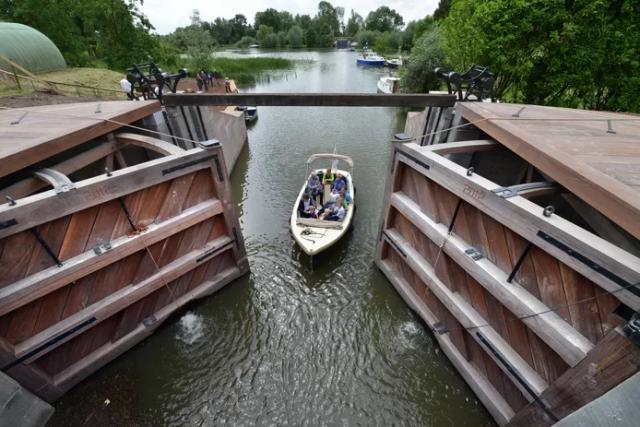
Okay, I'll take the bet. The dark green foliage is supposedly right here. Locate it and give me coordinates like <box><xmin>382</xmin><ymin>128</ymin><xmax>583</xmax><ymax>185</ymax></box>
<box><xmin>433</xmin><ymin>0</ymin><xmax>452</xmax><ymax>21</ymax></box>
<box><xmin>1</xmin><ymin>0</ymin><xmax>160</xmax><ymax>70</ymax></box>
<box><xmin>365</xmin><ymin>6</ymin><xmax>404</xmax><ymax>32</ymax></box>
<box><xmin>442</xmin><ymin>0</ymin><xmax>640</xmax><ymax>111</ymax></box>
<box><xmin>287</xmin><ymin>26</ymin><xmax>304</xmax><ymax>48</ymax></box>
<box><xmin>345</xmin><ymin>10</ymin><xmax>363</xmax><ymax>37</ymax></box>
<box><xmin>400</xmin><ymin>27</ymin><xmax>446</xmax><ymax>93</ymax></box>
<box><xmin>235</xmin><ymin>36</ymin><xmax>256</xmax><ymax>49</ymax></box>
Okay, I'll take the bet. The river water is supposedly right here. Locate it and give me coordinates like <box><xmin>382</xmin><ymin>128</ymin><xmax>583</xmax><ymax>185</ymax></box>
<box><xmin>50</xmin><ymin>50</ymin><xmax>492</xmax><ymax>426</ymax></box>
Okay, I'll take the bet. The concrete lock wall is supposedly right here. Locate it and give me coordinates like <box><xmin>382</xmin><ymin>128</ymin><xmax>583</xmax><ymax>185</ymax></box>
<box><xmin>199</xmin><ymin>108</ymin><xmax>247</xmax><ymax>171</ymax></box>
<box><xmin>159</xmin><ymin>106</ymin><xmax>247</xmax><ymax>172</ymax></box>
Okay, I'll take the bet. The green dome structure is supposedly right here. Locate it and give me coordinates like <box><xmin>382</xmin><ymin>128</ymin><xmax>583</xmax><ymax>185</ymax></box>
<box><xmin>0</xmin><ymin>22</ymin><xmax>66</xmax><ymax>73</ymax></box>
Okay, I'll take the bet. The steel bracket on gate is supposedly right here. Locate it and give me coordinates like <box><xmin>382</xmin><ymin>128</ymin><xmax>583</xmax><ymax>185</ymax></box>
<box><xmin>432</xmin><ymin>322</ymin><xmax>449</xmax><ymax>335</ymax></box>
<box><xmin>93</xmin><ymin>242</ymin><xmax>112</xmax><ymax>255</ymax></box>
<box><xmin>33</xmin><ymin>168</ymin><xmax>76</xmax><ymax>194</ymax></box>
<box><xmin>465</xmin><ymin>247</ymin><xmax>483</xmax><ymax>261</ymax></box>
<box><xmin>492</xmin><ymin>182</ymin><xmax>556</xmax><ymax>199</ymax></box>
<box><xmin>623</xmin><ymin>311</ymin><xmax>640</xmax><ymax>347</ymax></box>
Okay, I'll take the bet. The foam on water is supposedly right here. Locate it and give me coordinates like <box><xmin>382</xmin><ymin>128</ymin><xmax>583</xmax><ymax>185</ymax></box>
<box><xmin>176</xmin><ymin>312</ymin><xmax>205</xmax><ymax>345</ymax></box>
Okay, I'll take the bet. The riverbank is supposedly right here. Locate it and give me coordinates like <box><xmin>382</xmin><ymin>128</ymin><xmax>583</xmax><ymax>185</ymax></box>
<box><xmin>0</xmin><ymin>56</ymin><xmax>294</xmax><ymax>107</ymax></box>
<box><xmin>0</xmin><ymin>67</ymin><xmax>125</xmax><ymax>100</ymax></box>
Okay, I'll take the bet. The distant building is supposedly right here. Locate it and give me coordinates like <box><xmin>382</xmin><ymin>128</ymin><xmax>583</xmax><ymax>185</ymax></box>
<box><xmin>335</xmin><ymin>38</ymin><xmax>350</xmax><ymax>49</ymax></box>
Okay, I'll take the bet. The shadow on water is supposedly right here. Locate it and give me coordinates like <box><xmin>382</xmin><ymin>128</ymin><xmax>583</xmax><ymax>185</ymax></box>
<box><xmin>48</xmin><ymin>49</ymin><xmax>494</xmax><ymax>427</ymax></box>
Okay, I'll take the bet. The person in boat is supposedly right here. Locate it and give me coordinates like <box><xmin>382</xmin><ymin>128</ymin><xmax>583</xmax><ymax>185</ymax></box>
<box><xmin>298</xmin><ymin>194</ymin><xmax>317</xmax><ymax>218</ymax></box>
<box><xmin>322</xmin><ymin>168</ymin><xmax>335</xmax><ymax>185</ymax></box>
<box><xmin>339</xmin><ymin>187</ymin><xmax>352</xmax><ymax>204</ymax></box>
<box><xmin>323</xmin><ymin>188</ymin><xmax>341</xmax><ymax>209</ymax></box>
<box><xmin>307</xmin><ymin>175</ymin><xmax>323</xmax><ymax>204</ymax></box>
<box><xmin>321</xmin><ymin>198</ymin><xmax>345</xmax><ymax>221</ymax></box>
<box><xmin>332</xmin><ymin>173</ymin><xmax>347</xmax><ymax>192</ymax></box>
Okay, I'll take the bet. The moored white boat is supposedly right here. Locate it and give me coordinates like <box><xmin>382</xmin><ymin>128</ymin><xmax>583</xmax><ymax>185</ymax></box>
<box><xmin>290</xmin><ymin>154</ymin><xmax>355</xmax><ymax>257</ymax></box>
<box><xmin>235</xmin><ymin>106</ymin><xmax>258</xmax><ymax>122</ymax></box>
<box><xmin>377</xmin><ymin>76</ymin><xmax>400</xmax><ymax>94</ymax></box>
<box><xmin>386</xmin><ymin>58</ymin><xmax>403</xmax><ymax>68</ymax></box>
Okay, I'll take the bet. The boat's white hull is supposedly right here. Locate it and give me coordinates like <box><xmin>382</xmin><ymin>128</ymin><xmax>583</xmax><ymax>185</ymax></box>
<box><xmin>290</xmin><ymin>169</ymin><xmax>355</xmax><ymax>256</ymax></box>
<box><xmin>377</xmin><ymin>77</ymin><xmax>400</xmax><ymax>94</ymax></box>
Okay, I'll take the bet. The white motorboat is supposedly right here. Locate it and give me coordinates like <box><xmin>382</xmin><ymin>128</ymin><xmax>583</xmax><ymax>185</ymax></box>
<box><xmin>386</xmin><ymin>58</ymin><xmax>403</xmax><ymax>68</ymax></box>
<box><xmin>290</xmin><ymin>154</ymin><xmax>355</xmax><ymax>257</ymax></box>
<box><xmin>377</xmin><ymin>76</ymin><xmax>400</xmax><ymax>94</ymax></box>
<box><xmin>235</xmin><ymin>106</ymin><xmax>258</xmax><ymax>122</ymax></box>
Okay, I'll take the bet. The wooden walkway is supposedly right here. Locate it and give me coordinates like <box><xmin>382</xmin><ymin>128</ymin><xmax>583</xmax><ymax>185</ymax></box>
<box><xmin>0</xmin><ymin>101</ymin><xmax>160</xmax><ymax>178</ymax></box>
<box><xmin>457</xmin><ymin>102</ymin><xmax>640</xmax><ymax>238</ymax></box>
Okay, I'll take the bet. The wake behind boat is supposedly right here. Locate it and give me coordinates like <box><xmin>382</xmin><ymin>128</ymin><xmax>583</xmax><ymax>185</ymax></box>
<box><xmin>291</xmin><ymin>154</ymin><xmax>355</xmax><ymax>257</ymax></box>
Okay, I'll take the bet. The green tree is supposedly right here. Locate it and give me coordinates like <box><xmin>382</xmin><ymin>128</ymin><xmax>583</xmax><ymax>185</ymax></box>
<box><xmin>230</xmin><ymin>14</ymin><xmax>251</xmax><ymax>40</ymax></box>
<box><xmin>254</xmin><ymin>8</ymin><xmax>293</xmax><ymax>33</ymax></box>
<box><xmin>405</xmin><ymin>15</ymin><xmax>435</xmax><ymax>45</ymax></box>
<box><xmin>287</xmin><ymin>25</ymin><xmax>304</xmax><ymax>48</ymax></box>
<box><xmin>169</xmin><ymin>12</ymin><xmax>217</xmax><ymax>71</ymax></box>
<box><xmin>355</xmin><ymin>30</ymin><xmax>380</xmax><ymax>48</ymax></box>
<box><xmin>294</xmin><ymin>14</ymin><xmax>312</xmax><ymax>28</ymax></box>
<box><xmin>442</xmin><ymin>0</ymin><xmax>640</xmax><ymax>111</ymax></box>
<box><xmin>433</xmin><ymin>0</ymin><xmax>452</xmax><ymax>21</ymax></box>
<box><xmin>345</xmin><ymin>10</ymin><xmax>363</xmax><ymax>37</ymax></box>
<box><xmin>400</xmin><ymin>27</ymin><xmax>446</xmax><ymax>93</ymax></box>
<box><xmin>207</xmin><ymin>18</ymin><xmax>234</xmax><ymax>45</ymax></box>
<box><xmin>365</xmin><ymin>6</ymin><xmax>404</xmax><ymax>32</ymax></box>
<box><xmin>276</xmin><ymin>31</ymin><xmax>288</xmax><ymax>48</ymax></box>
<box><xmin>316</xmin><ymin>1</ymin><xmax>339</xmax><ymax>36</ymax></box>
<box><xmin>256</xmin><ymin>24</ymin><xmax>277</xmax><ymax>48</ymax></box>
<box><xmin>235</xmin><ymin>36</ymin><xmax>256</xmax><ymax>48</ymax></box>
<box><xmin>3</xmin><ymin>0</ymin><xmax>159</xmax><ymax>69</ymax></box>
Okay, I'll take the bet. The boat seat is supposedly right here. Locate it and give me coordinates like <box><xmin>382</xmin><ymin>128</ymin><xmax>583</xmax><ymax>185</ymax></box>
<box><xmin>323</xmin><ymin>182</ymin><xmax>332</xmax><ymax>203</ymax></box>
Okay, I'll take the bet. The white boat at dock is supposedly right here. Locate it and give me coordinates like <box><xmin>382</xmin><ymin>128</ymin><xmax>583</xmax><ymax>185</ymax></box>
<box><xmin>235</xmin><ymin>105</ymin><xmax>258</xmax><ymax>122</ymax></box>
<box><xmin>291</xmin><ymin>154</ymin><xmax>355</xmax><ymax>257</ymax></box>
<box><xmin>385</xmin><ymin>58</ymin><xmax>403</xmax><ymax>68</ymax></box>
<box><xmin>377</xmin><ymin>76</ymin><xmax>400</xmax><ymax>94</ymax></box>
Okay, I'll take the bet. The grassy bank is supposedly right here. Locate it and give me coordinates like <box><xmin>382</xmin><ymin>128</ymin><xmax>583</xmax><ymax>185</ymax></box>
<box><xmin>210</xmin><ymin>57</ymin><xmax>294</xmax><ymax>86</ymax></box>
<box><xmin>1</xmin><ymin>57</ymin><xmax>294</xmax><ymax>102</ymax></box>
<box><xmin>0</xmin><ymin>67</ymin><xmax>125</xmax><ymax>99</ymax></box>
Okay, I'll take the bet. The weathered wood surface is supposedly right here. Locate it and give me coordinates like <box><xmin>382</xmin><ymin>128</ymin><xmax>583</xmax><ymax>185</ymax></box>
<box><xmin>0</xmin><ymin>200</ymin><xmax>223</xmax><ymax>317</ymax></box>
<box><xmin>52</xmin><ymin>265</ymin><xmax>243</xmax><ymax>394</ymax></box>
<box><xmin>0</xmin><ymin>135</ymin><xmax>248</xmax><ymax>402</ymax></box>
<box><xmin>0</xmin><ymin>101</ymin><xmax>160</xmax><ymax>179</ymax></box>
<box><xmin>383</xmin><ymin>229</ymin><xmax>549</xmax><ymax>398</ymax></box>
<box><xmin>390</xmin><ymin>191</ymin><xmax>593</xmax><ymax>366</ymax></box>
<box><xmin>0</xmin><ymin>142</ymin><xmax>118</xmax><ymax>200</ymax></box>
<box><xmin>507</xmin><ymin>328</ymin><xmax>640</xmax><ymax>426</ymax></box>
<box><xmin>396</xmin><ymin>143</ymin><xmax>640</xmax><ymax>310</ymax></box>
<box><xmin>457</xmin><ymin>102</ymin><xmax>640</xmax><ymax>238</ymax></box>
<box><xmin>376</xmin><ymin>136</ymin><xmax>640</xmax><ymax>426</ymax></box>
<box><xmin>377</xmin><ymin>258</ymin><xmax>515</xmax><ymax>425</ymax></box>
<box><xmin>14</xmin><ymin>236</ymin><xmax>233</xmax><ymax>365</ymax></box>
<box><xmin>164</xmin><ymin>92</ymin><xmax>456</xmax><ymax>107</ymax></box>
<box><xmin>115</xmin><ymin>132</ymin><xmax>185</xmax><ymax>156</ymax></box>
<box><xmin>0</xmin><ymin>147</ymin><xmax>221</xmax><ymax>238</ymax></box>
